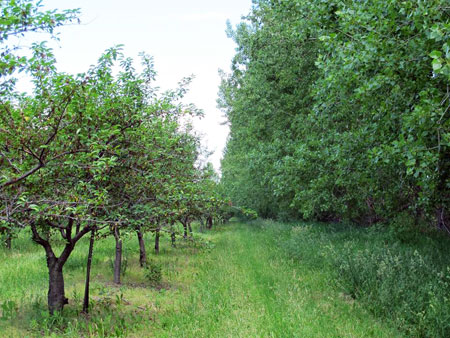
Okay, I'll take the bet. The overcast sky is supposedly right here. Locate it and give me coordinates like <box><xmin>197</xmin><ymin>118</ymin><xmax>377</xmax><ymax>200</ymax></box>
<box><xmin>38</xmin><ymin>0</ymin><xmax>253</xmax><ymax>171</ymax></box>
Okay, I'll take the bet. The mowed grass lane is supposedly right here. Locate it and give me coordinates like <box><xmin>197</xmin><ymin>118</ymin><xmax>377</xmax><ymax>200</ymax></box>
<box><xmin>150</xmin><ymin>224</ymin><xmax>400</xmax><ymax>337</ymax></box>
<box><xmin>0</xmin><ymin>222</ymin><xmax>400</xmax><ymax>337</ymax></box>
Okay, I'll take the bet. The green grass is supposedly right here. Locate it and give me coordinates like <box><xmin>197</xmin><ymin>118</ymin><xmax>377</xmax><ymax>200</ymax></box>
<box><xmin>268</xmin><ymin>219</ymin><xmax>450</xmax><ymax>337</ymax></box>
<box><xmin>150</xmin><ymin>223</ymin><xmax>400</xmax><ymax>337</ymax></box>
<box><xmin>0</xmin><ymin>222</ymin><xmax>401</xmax><ymax>337</ymax></box>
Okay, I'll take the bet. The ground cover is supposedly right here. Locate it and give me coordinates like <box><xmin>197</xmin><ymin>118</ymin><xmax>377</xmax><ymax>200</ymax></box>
<box><xmin>0</xmin><ymin>222</ymin><xmax>402</xmax><ymax>337</ymax></box>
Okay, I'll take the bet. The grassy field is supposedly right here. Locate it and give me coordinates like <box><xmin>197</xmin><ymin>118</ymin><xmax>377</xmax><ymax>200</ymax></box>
<box><xmin>0</xmin><ymin>221</ymin><xmax>401</xmax><ymax>337</ymax></box>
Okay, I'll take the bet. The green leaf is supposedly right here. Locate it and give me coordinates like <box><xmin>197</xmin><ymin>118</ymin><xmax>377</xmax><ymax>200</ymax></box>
<box><xmin>429</xmin><ymin>50</ymin><xmax>442</xmax><ymax>59</ymax></box>
<box><xmin>432</xmin><ymin>59</ymin><xmax>443</xmax><ymax>71</ymax></box>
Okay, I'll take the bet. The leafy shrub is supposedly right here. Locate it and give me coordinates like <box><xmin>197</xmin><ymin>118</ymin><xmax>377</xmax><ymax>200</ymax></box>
<box><xmin>179</xmin><ymin>234</ymin><xmax>216</xmax><ymax>252</ymax></box>
<box><xmin>387</xmin><ymin>211</ymin><xmax>428</xmax><ymax>244</ymax></box>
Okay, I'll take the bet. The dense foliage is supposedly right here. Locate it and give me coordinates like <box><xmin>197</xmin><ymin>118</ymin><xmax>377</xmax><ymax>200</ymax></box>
<box><xmin>220</xmin><ymin>0</ymin><xmax>450</xmax><ymax>228</ymax></box>
<box><xmin>0</xmin><ymin>0</ymin><xmax>227</xmax><ymax>313</ymax></box>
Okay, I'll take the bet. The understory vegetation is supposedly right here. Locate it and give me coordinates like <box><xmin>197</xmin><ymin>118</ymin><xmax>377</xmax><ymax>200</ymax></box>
<box><xmin>1</xmin><ymin>221</ymin><xmax>404</xmax><ymax>337</ymax></box>
<box><xmin>264</xmin><ymin>220</ymin><xmax>450</xmax><ymax>337</ymax></box>
<box><xmin>0</xmin><ymin>224</ymin><xmax>216</xmax><ymax>337</ymax></box>
<box><xmin>5</xmin><ymin>219</ymin><xmax>449</xmax><ymax>337</ymax></box>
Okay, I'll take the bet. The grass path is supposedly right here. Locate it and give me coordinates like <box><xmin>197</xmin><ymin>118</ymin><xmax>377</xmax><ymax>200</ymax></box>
<box><xmin>0</xmin><ymin>222</ymin><xmax>401</xmax><ymax>337</ymax></box>
<box><xmin>149</xmin><ymin>224</ymin><xmax>401</xmax><ymax>337</ymax></box>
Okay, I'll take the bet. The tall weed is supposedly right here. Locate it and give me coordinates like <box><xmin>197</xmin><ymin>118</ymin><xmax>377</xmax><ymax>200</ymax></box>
<box><xmin>277</xmin><ymin>221</ymin><xmax>450</xmax><ymax>337</ymax></box>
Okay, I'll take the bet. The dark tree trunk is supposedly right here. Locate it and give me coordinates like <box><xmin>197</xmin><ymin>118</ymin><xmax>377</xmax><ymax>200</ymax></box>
<box><xmin>207</xmin><ymin>215</ymin><xmax>213</xmax><ymax>229</ymax></box>
<box><xmin>48</xmin><ymin>261</ymin><xmax>68</xmax><ymax>314</ymax></box>
<box><xmin>113</xmin><ymin>227</ymin><xmax>122</xmax><ymax>284</ymax></box>
<box><xmin>171</xmin><ymin>231</ymin><xmax>176</xmax><ymax>247</ymax></box>
<box><xmin>4</xmin><ymin>228</ymin><xmax>12</xmax><ymax>250</ymax></box>
<box><xmin>31</xmin><ymin>219</ymin><xmax>91</xmax><ymax>314</ymax></box>
<box><xmin>182</xmin><ymin>221</ymin><xmax>188</xmax><ymax>238</ymax></box>
<box><xmin>437</xmin><ymin>207</ymin><xmax>449</xmax><ymax>234</ymax></box>
<box><xmin>83</xmin><ymin>228</ymin><xmax>95</xmax><ymax>313</ymax></box>
<box><xmin>154</xmin><ymin>227</ymin><xmax>160</xmax><ymax>254</ymax></box>
<box><xmin>137</xmin><ymin>227</ymin><xmax>146</xmax><ymax>267</ymax></box>
<box><xmin>75</xmin><ymin>221</ymin><xmax>81</xmax><ymax>235</ymax></box>
<box><xmin>5</xmin><ymin>236</ymin><xmax>11</xmax><ymax>249</ymax></box>
<box><xmin>188</xmin><ymin>220</ymin><xmax>193</xmax><ymax>235</ymax></box>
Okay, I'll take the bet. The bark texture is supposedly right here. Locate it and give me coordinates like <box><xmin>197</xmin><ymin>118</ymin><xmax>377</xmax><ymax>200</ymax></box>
<box><xmin>137</xmin><ymin>227</ymin><xmax>147</xmax><ymax>267</ymax></box>
<box><xmin>83</xmin><ymin>229</ymin><xmax>95</xmax><ymax>313</ymax></box>
<box><xmin>113</xmin><ymin>226</ymin><xmax>122</xmax><ymax>284</ymax></box>
<box><xmin>154</xmin><ymin>227</ymin><xmax>160</xmax><ymax>254</ymax></box>
<box><xmin>31</xmin><ymin>219</ymin><xmax>91</xmax><ymax>313</ymax></box>
<box><xmin>171</xmin><ymin>231</ymin><xmax>176</xmax><ymax>247</ymax></box>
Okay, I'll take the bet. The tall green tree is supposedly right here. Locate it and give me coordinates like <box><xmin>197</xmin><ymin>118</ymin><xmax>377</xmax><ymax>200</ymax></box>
<box><xmin>220</xmin><ymin>0</ymin><xmax>449</xmax><ymax>227</ymax></box>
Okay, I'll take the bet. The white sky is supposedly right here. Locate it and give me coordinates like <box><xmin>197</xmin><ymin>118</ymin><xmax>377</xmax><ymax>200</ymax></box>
<box><xmin>38</xmin><ymin>0</ymin><xmax>253</xmax><ymax>171</ymax></box>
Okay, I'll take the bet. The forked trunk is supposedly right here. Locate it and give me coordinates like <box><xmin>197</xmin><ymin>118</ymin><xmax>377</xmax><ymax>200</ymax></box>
<box><xmin>31</xmin><ymin>219</ymin><xmax>91</xmax><ymax>314</ymax></box>
<box><xmin>137</xmin><ymin>227</ymin><xmax>146</xmax><ymax>267</ymax></box>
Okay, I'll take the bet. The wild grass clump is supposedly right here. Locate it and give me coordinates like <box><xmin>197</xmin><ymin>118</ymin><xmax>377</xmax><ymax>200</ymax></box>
<box><xmin>182</xmin><ymin>233</ymin><xmax>216</xmax><ymax>252</ymax></box>
<box><xmin>277</xmin><ymin>221</ymin><xmax>450</xmax><ymax>337</ymax></box>
<box><xmin>336</xmin><ymin>245</ymin><xmax>450</xmax><ymax>337</ymax></box>
<box><xmin>144</xmin><ymin>260</ymin><xmax>163</xmax><ymax>286</ymax></box>
<box><xmin>28</xmin><ymin>293</ymin><xmax>147</xmax><ymax>337</ymax></box>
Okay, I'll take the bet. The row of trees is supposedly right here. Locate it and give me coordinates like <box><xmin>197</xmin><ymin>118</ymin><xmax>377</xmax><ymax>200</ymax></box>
<box><xmin>0</xmin><ymin>0</ymin><xmax>229</xmax><ymax>313</ymax></box>
<box><xmin>220</xmin><ymin>0</ymin><xmax>449</xmax><ymax>229</ymax></box>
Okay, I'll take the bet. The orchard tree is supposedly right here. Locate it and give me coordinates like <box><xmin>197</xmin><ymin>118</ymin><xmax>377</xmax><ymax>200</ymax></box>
<box><xmin>0</xmin><ymin>0</ymin><xmax>79</xmax><ymax>92</ymax></box>
<box><xmin>0</xmin><ymin>44</ymin><xmax>203</xmax><ymax>311</ymax></box>
<box><xmin>0</xmin><ymin>0</ymin><xmax>79</xmax><ymax>248</ymax></box>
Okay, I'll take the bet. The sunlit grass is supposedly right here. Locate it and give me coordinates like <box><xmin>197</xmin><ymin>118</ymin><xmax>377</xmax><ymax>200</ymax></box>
<box><xmin>149</xmin><ymin>223</ymin><xmax>400</xmax><ymax>337</ymax></box>
<box><xmin>0</xmin><ymin>222</ymin><xmax>400</xmax><ymax>337</ymax></box>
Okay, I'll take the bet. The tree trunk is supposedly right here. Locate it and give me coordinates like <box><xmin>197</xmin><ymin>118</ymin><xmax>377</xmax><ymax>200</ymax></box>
<box><xmin>31</xmin><ymin>219</ymin><xmax>91</xmax><ymax>314</ymax></box>
<box><xmin>5</xmin><ymin>235</ymin><xmax>11</xmax><ymax>249</ymax></box>
<box><xmin>207</xmin><ymin>215</ymin><xmax>213</xmax><ymax>229</ymax></box>
<box><xmin>48</xmin><ymin>263</ymin><xmax>67</xmax><ymax>314</ymax></box>
<box><xmin>113</xmin><ymin>227</ymin><xmax>122</xmax><ymax>284</ymax></box>
<box><xmin>137</xmin><ymin>227</ymin><xmax>146</xmax><ymax>267</ymax></box>
<box><xmin>83</xmin><ymin>229</ymin><xmax>95</xmax><ymax>313</ymax></box>
<box><xmin>154</xmin><ymin>227</ymin><xmax>160</xmax><ymax>254</ymax></box>
<box><xmin>182</xmin><ymin>221</ymin><xmax>188</xmax><ymax>238</ymax></box>
<box><xmin>4</xmin><ymin>228</ymin><xmax>12</xmax><ymax>250</ymax></box>
<box><xmin>75</xmin><ymin>221</ymin><xmax>81</xmax><ymax>235</ymax></box>
<box><xmin>171</xmin><ymin>231</ymin><xmax>176</xmax><ymax>247</ymax></box>
<box><xmin>437</xmin><ymin>207</ymin><xmax>449</xmax><ymax>234</ymax></box>
<box><xmin>188</xmin><ymin>220</ymin><xmax>193</xmax><ymax>235</ymax></box>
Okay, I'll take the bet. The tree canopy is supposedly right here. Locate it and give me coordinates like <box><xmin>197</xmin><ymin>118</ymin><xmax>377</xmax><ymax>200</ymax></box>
<box><xmin>0</xmin><ymin>0</ymin><xmax>228</xmax><ymax>313</ymax></box>
<box><xmin>220</xmin><ymin>0</ymin><xmax>450</xmax><ymax>228</ymax></box>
